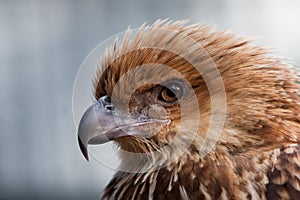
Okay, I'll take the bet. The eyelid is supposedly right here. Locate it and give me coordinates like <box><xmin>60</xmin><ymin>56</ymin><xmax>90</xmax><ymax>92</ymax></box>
<box><xmin>161</xmin><ymin>79</ymin><xmax>185</xmax><ymax>86</ymax></box>
<box><xmin>163</xmin><ymin>80</ymin><xmax>185</xmax><ymax>94</ymax></box>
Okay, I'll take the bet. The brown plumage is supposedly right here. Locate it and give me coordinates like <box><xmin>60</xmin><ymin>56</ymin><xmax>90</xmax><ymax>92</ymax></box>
<box><xmin>78</xmin><ymin>20</ymin><xmax>300</xmax><ymax>200</ymax></box>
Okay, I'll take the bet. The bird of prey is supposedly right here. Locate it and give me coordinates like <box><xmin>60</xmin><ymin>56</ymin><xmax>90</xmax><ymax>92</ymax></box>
<box><xmin>78</xmin><ymin>20</ymin><xmax>300</xmax><ymax>200</ymax></box>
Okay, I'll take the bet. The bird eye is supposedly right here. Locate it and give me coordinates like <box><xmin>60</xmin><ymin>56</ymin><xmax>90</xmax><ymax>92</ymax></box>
<box><xmin>159</xmin><ymin>82</ymin><xmax>184</xmax><ymax>103</ymax></box>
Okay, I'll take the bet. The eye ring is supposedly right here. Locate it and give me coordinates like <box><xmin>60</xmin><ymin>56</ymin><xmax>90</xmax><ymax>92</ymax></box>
<box><xmin>159</xmin><ymin>82</ymin><xmax>184</xmax><ymax>103</ymax></box>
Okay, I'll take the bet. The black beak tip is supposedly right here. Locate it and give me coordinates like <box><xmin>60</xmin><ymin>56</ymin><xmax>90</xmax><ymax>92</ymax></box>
<box><xmin>78</xmin><ymin>135</ymin><xmax>89</xmax><ymax>161</ymax></box>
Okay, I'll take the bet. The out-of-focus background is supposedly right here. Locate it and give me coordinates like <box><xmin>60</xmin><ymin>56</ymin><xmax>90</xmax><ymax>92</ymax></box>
<box><xmin>1</xmin><ymin>0</ymin><xmax>300</xmax><ymax>199</ymax></box>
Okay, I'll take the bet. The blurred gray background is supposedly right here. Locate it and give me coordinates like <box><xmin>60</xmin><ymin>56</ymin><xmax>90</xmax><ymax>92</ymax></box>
<box><xmin>1</xmin><ymin>0</ymin><xmax>300</xmax><ymax>199</ymax></box>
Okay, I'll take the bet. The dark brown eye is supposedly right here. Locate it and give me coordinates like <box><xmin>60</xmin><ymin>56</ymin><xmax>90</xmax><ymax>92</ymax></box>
<box><xmin>159</xmin><ymin>82</ymin><xmax>184</xmax><ymax>103</ymax></box>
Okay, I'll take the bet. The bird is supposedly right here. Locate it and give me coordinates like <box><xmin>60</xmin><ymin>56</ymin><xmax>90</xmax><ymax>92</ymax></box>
<box><xmin>77</xmin><ymin>19</ymin><xmax>300</xmax><ymax>200</ymax></box>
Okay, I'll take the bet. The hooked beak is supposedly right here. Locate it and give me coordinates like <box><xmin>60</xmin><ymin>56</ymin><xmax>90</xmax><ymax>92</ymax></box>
<box><xmin>77</xmin><ymin>95</ymin><xmax>170</xmax><ymax>161</ymax></box>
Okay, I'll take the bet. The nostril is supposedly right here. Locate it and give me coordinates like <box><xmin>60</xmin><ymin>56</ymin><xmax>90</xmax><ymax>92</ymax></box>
<box><xmin>104</xmin><ymin>104</ymin><xmax>114</xmax><ymax>111</ymax></box>
<box><xmin>99</xmin><ymin>95</ymin><xmax>114</xmax><ymax>112</ymax></box>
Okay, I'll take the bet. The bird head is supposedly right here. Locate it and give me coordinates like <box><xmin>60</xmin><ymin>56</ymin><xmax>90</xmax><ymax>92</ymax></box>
<box><xmin>78</xmin><ymin>20</ymin><xmax>300</xmax><ymax>170</ymax></box>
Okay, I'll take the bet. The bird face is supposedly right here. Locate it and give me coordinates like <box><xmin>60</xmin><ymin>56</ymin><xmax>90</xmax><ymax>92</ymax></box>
<box><xmin>77</xmin><ymin>20</ymin><xmax>300</xmax><ymax>167</ymax></box>
<box><xmin>78</xmin><ymin>61</ymin><xmax>206</xmax><ymax>161</ymax></box>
